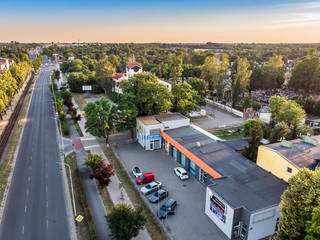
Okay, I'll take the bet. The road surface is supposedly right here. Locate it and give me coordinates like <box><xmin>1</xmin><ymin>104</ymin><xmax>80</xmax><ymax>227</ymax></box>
<box><xmin>0</xmin><ymin>60</ymin><xmax>74</xmax><ymax>240</ymax></box>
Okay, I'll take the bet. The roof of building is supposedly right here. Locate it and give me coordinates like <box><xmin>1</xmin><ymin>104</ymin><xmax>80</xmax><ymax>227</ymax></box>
<box><xmin>127</xmin><ymin>62</ymin><xmax>142</xmax><ymax>68</ymax></box>
<box><xmin>137</xmin><ymin>116</ymin><xmax>160</xmax><ymax>125</ymax></box>
<box><xmin>138</xmin><ymin>112</ymin><xmax>188</xmax><ymax>126</ymax></box>
<box><xmin>224</xmin><ymin>138</ymin><xmax>248</xmax><ymax>151</ymax></box>
<box><xmin>309</xmin><ymin>119</ymin><xmax>320</xmax><ymax>123</ymax></box>
<box><xmin>263</xmin><ymin>135</ymin><xmax>320</xmax><ymax>170</ymax></box>
<box><xmin>114</xmin><ymin>72</ymin><xmax>127</xmax><ymax>80</ymax></box>
<box><xmin>164</xmin><ymin>126</ymin><xmax>288</xmax><ymax>212</ymax></box>
<box><xmin>155</xmin><ymin>112</ymin><xmax>187</xmax><ymax>122</ymax></box>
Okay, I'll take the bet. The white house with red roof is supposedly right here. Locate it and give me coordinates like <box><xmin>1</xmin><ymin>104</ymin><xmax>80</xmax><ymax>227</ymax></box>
<box><xmin>0</xmin><ymin>58</ymin><xmax>14</xmax><ymax>70</ymax></box>
<box><xmin>112</xmin><ymin>61</ymin><xmax>171</xmax><ymax>94</ymax></box>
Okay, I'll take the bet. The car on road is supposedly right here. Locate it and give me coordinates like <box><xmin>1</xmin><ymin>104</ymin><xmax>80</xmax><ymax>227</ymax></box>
<box><xmin>136</xmin><ymin>172</ymin><xmax>155</xmax><ymax>185</ymax></box>
<box><xmin>140</xmin><ymin>181</ymin><xmax>162</xmax><ymax>195</ymax></box>
<box><xmin>149</xmin><ymin>189</ymin><xmax>168</xmax><ymax>203</ymax></box>
<box><xmin>174</xmin><ymin>167</ymin><xmax>189</xmax><ymax>180</ymax></box>
<box><xmin>132</xmin><ymin>166</ymin><xmax>143</xmax><ymax>178</ymax></box>
<box><xmin>157</xmin><ymin>198</ymin><xmax>177</xmax><ymax>219</ymax></box>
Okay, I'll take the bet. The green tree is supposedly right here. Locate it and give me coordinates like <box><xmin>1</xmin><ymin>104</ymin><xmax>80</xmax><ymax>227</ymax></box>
<box><xmin>122</xmin><ymin>73</ymin><xmax>172</xmax><ymax>116</ymax></box>
<box><xmin>84</xmin><ymin>97</ymin><xmax>116</xmax><ymax>143</ymax></box>
<box><xmin>289</xmin><ymin>56</ymin><xmax>320</xmax><ymax>92</ymax></box>
<box><xmin>95</xmin><ymin>59</ymin><xmax>116</xmax><ymax>94</ymax></box>
<box><xmin>166</xmin><ymin>52</ymin><xmax>183</xmax><ymax>81</ymax></box>
<box><xmin>269</xmin><ymin>121</ymin><xmax>291</xmax><ymax>143</ymax></box>
<box><xmin>243</xmin><ymin>119</ymin><xmax>264</xmax><ymax>161</ymax></box>
<box><xmin>85</xmin><ymin>153</ymin><xmax>103</xmax><ymax>170</ymax></box>
<box><xmin>60</xmin><ymin>89</ymin><xmax>72</xmax><ymax>100</ymax></box>
<box><xmin>305</xmin><ymin>200</ymin><xmax>320</xmax><ymax>240</ymax></box>
<box><xmin>276</xmin><ymin>169</ymin><xmax>320</xmax><ymax>240</ymax></box>
<box><xmin>32</xmin><ymin>55</ymin><xmax>42</xmax><ymax>72</ymax></box>
<box><xmin>116</xmin><ymin>92</ymin><xmax>138</xmax><ymax>137</ymax></box>
<box><xmin>268</xmin><ymin>96</ymin><xmax>288</xmax><ymax>126</ymax></box>
<box><xmin>90</xmin><ymin>160</ymin><xmax>114</xmax><ymax>187</ymax></box>
<box><xmin>106</xmin><ymin>203</ymin><xmax>146</xmax><ymax>240</ymax></box>
<box><xmin>201</xmin><ymin>54</ymin><xmax>229</xmax><ymax>92</ymax></box>
<box><xmin>261</xmin><ymin>55</ymin><xmax>285</xmax><ymax>89</ymax></box>
<box><xmin>172</xmin><ymin>81</ymin><xmax>198</xmax><ymax>116</ymax></box>
<box><xmin>187</xmin><ymin>77</ymin><xmax>207</xmax><ymax>105</ymax></box>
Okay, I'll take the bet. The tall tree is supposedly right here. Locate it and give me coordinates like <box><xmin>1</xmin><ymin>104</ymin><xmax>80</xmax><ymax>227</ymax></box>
<box><xmin>95</xmin><ymin>59</ymin><xmax>116</xmax><ymax>94</ymax></box>
<box><xmin>289</xmin><ymin>56</ymin><xmax>320</xmax><ymax>92</ymax></box>
<box><xmin>276</xmin><ymin>169</ymin><xmax>320</xmax><ymax>240</ymax></box>
<box><xmin>187</xmin><ymin>77</ymin><xmax>207</xmax><ymax>105</ymax></box>
<box><xmin>106</xmin><ymin>203</ymin><xmax>146</xmax><ymax>240</ymax></box>
<box><xmin>84</xmin><ymin>97</ymin><xmax>116</xmax><ymax>143</ymax></box>
<box><xmin>243</xmin><ymin>119</ymin><xmax>264</xmax><ymax>161</ymax></box>
<box><xmin>122</xmin><ymin>73</ymin><xmax>172</xmax><ymax>116</ymax></box>
<box><xmin>172</xmin><ymin>81</ymin><xmax>198</xmax><ymax>116</ymax></box>
<box><xmin>201</xmin><ymin>54</ymin><xmax>229</xmax><ymax>93</ymax></box>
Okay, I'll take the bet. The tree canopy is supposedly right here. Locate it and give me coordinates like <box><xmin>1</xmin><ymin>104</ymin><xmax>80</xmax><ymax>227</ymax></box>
<box><xmin>172</xmin><ymin>81</ymin><xmax>198</xmax><ymax>116</ymax></box>
<box><xmin>276</xmin><ymin>169</ymin><xmax>320</xmax><ymax>240</ymax></box>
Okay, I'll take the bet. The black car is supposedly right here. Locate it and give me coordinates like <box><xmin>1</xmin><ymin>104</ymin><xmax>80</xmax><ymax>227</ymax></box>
<box><xmin>149</xmin><ymin>189</ymin><xmax>168</xmax><ymax>203</ymax></box>
<box><xmin>157</xmin><ymin>198</ymin><xmax>177</xmax><ymax>218</ymax></box>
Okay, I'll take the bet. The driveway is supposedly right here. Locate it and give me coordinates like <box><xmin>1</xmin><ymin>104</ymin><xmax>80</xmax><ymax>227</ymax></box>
<box><xmin>112</xmin><ymin>142</ymin><xmax>228</xmax><ymax>240</ymax></box>
<box><xmin>194</xmin><ymin>105</ymin><xmax>244</xmax><ymax>130</ymax></box>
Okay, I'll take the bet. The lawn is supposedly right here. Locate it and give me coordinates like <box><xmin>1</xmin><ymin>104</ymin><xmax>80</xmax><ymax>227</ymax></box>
<box><xmin>209</xmin><ymin>126</ymin><xmax>244</xmax><ymax>140</ymax></box>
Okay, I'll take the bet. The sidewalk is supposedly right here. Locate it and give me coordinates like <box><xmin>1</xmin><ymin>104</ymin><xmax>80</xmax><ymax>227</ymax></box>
<box><xmin>71</xmin><ymin>99</ymin><xmax>152</xmax><ymax>240</ymax></box>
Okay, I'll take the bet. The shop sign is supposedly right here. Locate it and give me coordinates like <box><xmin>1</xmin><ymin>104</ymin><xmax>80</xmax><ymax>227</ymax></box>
<box><xmin>147</xmin><ymin>134</ymin><xmax>161</xmax><ymax>140</ymax></box>
<box><xmin>210</xmin><ymin>203</ymin><xmax>226</xmax><ymax>224</ymax></box>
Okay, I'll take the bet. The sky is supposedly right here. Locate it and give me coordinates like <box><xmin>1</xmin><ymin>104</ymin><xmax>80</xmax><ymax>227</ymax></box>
<box><xmin>1</xmin><ymin>0</ymin><xmax>320</xmax><ymax>43</ymax></box>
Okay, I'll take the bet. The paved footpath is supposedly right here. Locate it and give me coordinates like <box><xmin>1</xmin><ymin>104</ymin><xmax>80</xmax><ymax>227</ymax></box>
<box><xmin>70</xmin><ymin>99</ymin><xmax>152</xmax><ymax>240</ymax></box>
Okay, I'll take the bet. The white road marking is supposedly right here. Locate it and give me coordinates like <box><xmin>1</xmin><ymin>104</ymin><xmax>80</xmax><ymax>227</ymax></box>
<box><xmin>46</xmin><ymin>186</ymin><xmax>48</xmax><ymax>193</ymax></box>
<box><xmin>46</xmin><ymin>219</ymin><xmax>49</xmax><ymax>229</ymax></box>
<box><xmin>46</xmin><ymin>201</ymin><xmax>48</xmax><ymax>208</ymax></box>
<box><xmin>84</xmin><ymin>145</ymin><xmax>100</xmax><ymax>149</ymax></box>
<box><xmin>21</xmin><ymin>226</ymin><xmax>24</xmax><ymax>235</ymax></box>
<box><xmin>26</xmin><ymin>189</ymin><xmax>29</xmax><ymax>196</ymax></box>
<box><xmin>24</xmin><ymin>205</ymin><xmax>27</xmax><ymax>213</ymax></box>
<box><xmin>28</xmin><ymin>176</ymin><xmax>30</xmax><ymax>182</ymax></box>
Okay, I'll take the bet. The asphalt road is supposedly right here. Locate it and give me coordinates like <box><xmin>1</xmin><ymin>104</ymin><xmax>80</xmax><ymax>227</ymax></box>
<box><xmin>0</xmin><ymin>61</ymin><xmax>74</xmax><ymax>240</ymax></box>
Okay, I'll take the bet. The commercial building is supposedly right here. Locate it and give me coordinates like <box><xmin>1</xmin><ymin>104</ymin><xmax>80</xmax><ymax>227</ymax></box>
<box><xmin>0</xmin><ymin>58</ymin><xmax>14</xmax><ymax>70</ymax></box>
<box><xmin>136</xmin><ymin>113</ymin><xmax>189</xmax><ymax>151</ymax></box>
<box><xmin>257</xmin><ymin>135</ymin><xmax>320</xmax><ymax>182</ymax></box>
<box><xmin>136</xmin><ymin>114</ymin><xmax>288</xmax><ymax>239</ymax></box>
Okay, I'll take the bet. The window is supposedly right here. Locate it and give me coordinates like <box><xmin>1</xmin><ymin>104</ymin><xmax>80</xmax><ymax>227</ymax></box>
<box><xmin>286</xmin><ymin>167</ymin><xmax>292</xmax><ymax>174</ymax></box>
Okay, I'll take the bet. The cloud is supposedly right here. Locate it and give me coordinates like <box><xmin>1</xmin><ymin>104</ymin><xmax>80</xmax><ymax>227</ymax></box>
<box><xmin>265</xmin><ymin>1</ymin><xmax>320</xmax><ymax>29</ymax></box>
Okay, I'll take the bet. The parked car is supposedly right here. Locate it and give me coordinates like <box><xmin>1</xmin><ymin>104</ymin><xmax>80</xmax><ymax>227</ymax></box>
<box><xmin>132</xmin><ymin>166</ymin><xmax>143</xmax><ymax>178</ymax></box>
<box><xmin>149</xmin><ymin>189</ymin><xmax>168</xmax><ymax>203</ymax></box>
<box><xmin>157</xmin><ymin>198</ymin><xmax>177</xmax><ymax>219</ymax></box>
<box><xmin>140</xmin><ymin>181</ymin><xmax>162</xmax><ymax>195</ymax></box>
<box><xmin>136</xmin><ymin>172</ymin><xmax>155</xmax><ymax>185</ymax></box>
<box><xmin>174</xmin><ymin>167</ymin><xmax>189</xmax><ymax>180</ymax></box>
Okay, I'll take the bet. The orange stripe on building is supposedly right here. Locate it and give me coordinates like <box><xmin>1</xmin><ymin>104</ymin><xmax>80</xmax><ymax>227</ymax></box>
<box><xmin>161</xmin><ymin>131</ymin><xmax>222</xmax><ymax>179</ymax></box>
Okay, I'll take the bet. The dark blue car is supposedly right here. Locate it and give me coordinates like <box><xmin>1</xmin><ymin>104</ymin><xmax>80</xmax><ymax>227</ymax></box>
<box><xmin>157</xmin><ymin>198</ymin><xmax>177</xmax><ymax>219</ymax></box>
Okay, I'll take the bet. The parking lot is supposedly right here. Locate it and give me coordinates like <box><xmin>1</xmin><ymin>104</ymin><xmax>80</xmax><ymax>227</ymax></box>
<box><xmin>112</xmin><ymin>142</ymin><xmax>228</xmax><ymax>240</ymax></box>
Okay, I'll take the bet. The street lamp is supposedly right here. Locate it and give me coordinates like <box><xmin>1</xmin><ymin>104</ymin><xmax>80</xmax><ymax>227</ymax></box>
<box><xmin>56</xmin><ymin>162</ymin><xmax>77</xmax><ymax>217</ymax></box>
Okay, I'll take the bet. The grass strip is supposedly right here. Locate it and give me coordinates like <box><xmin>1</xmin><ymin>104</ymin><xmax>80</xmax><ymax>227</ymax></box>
<box><xmin>65</xmin><ymin>152</ymin><xmax>97</xmax><ymax>240</ymax></box>
<box><xmin>72</xmin><ymin>93</ymin><xmax>87</xmax><ymax>112</ymax></box>
<box><xmin>74</xmin><ymin>121</ymin><xmax>84</xmax><ymax>137</ymax></box>
<box><xmin>100</xmin><ymin>144</ymin><xmax>167</xmax><ymax>240</ymax></box>
<box><xmin>209</xmin><ymin>126</ymin><xmax>244</xmax><ymax>140</ymax></box>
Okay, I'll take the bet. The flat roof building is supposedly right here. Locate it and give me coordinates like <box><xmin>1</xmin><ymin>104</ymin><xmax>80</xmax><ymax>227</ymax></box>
<box><xmin>161</xmin><ymin>125</ymin><xmax>288</xmax><ymax>240</ymax></box>
<box><xmin>257</xmin><ymin>135</ymin><xmax>320</xmax><ymax>182</ymax></box>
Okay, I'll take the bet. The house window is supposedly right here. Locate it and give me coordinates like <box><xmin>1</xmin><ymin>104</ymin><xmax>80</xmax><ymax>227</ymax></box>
<box><xmin>286</xmin><ymin>167</ymin><xmax>292</xmax><ymax>174</ymax></box>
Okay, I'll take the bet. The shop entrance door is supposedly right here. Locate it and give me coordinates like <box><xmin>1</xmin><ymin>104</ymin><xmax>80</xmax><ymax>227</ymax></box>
<box><xmin>181</xmin><ymin>154</ymin><xmax>186</xmax><ymax>167</ymax></box>
<box><xmin>150</xmin><ymin>141</ymin><xmax>154</xmax><ymax>150</ymax></box>
<box><xmin>199</xmin><ymin>168</ymin><xmax>207</xmax><ymax>184</ymax></box>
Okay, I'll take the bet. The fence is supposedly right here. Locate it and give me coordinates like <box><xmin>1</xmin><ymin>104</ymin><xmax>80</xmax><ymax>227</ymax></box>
<box><xmin>205</xmin><ymin>98</ymin><xmax>243</xmax><ymax>118</ymax></box>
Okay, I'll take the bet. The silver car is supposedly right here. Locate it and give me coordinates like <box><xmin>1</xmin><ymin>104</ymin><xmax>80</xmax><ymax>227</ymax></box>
<box><xmin>140</xmin><ymin>181</ymin><xmax>162</xmax><ymax>195</ymax></box>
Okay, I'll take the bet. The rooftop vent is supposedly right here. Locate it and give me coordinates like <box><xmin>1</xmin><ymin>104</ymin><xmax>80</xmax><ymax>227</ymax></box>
<box><xmin>301</xmin><ymin>135</ymin><xmax>318</xmax><ymax>146</ymax></box>
<box><xmin>196</xmin><ymin>141</ymin><xmax>201</xmax><ymax>147</ymax></box>
<box><xmin>281</xmin><ymin>140</ymin><xmax>292</xmax><ymax>148</ymax></box>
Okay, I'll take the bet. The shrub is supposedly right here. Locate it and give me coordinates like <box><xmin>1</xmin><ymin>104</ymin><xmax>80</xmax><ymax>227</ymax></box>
<box><xmin>61</xmin><ymin>120</ymin><xmax>70</xmax><ymax>136</ymax></box>
<box><xmin>60</xmin><ymin>89</ymin><xmax>72</xmax><ymax>100</ymax></box>
<box><xmin>251</xmin><ymin>101</ymin><xmax>262</xmax><ymax>111</ymax></box>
